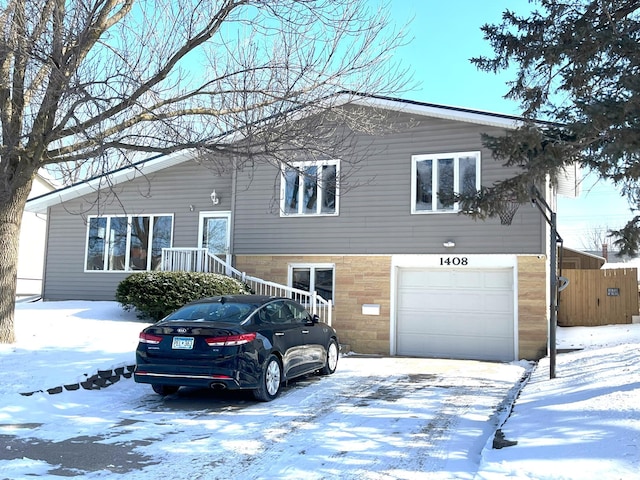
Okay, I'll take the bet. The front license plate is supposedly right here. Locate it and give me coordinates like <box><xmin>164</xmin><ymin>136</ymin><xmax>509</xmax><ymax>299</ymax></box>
<box><xmin>172</xmin><ymin>336</ymin><xmax>194</xmax><ymax>350</ymax></box>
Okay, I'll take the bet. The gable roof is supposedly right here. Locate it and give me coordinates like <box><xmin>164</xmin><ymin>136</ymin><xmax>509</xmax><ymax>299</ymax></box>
<box><xmin>26</xmin><ymin>149</ymin><xmax>197</xmax><ymax>214</ymax></box>
<box><xmin>351</xmin><ymin>93</ymin><xmax>523</xmax><ymax>129</ymax></box>
<box><xmin>25</xmin><ymin>94</ymin><xmax>524</xmax><ymax>214</ymax></box>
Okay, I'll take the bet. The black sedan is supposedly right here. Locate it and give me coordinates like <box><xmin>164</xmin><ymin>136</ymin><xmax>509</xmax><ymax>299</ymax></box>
<box><xmin>134</xmin><ymin>295</ymin><xmax>339</xmax><ymax>401</ymax></box>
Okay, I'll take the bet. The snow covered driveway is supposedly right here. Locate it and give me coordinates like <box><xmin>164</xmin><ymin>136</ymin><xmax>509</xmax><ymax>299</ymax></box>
<box><xmin>0</xmin><ymin>356</ymin><xmax>527</xmax><ymax>479</ymax></box>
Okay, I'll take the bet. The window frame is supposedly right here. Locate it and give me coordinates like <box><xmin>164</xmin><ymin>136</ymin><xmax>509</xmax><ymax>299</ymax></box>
<box><xmin>410</xmin><ymin>151</ymin><xmax>481</xmax><ymax>214</ymax></box>
<box><xmin>280</xmin><ymin>159</ymin><xmax>340</xmax><ymax>217</ymax></box>
<box><xmin>287</xmin><ymin>263</ymin><xmax>335</xmax><ymax>303</ymax></box>
<box><xmin>84</xmin><ymin>214</ymin><xmax>174</xmax><ymax>273</ymax></box>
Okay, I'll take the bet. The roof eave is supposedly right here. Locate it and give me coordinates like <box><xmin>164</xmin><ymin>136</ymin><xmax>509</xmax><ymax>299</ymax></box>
<box><xmin>349</xmin><ymin>94</ymin><xmax>523</xmax><ymax>129</ymax></box>
<box><xmin>25</xmin><ymin>149</ymin><xmax>197</xmax><ymax>214</ymax></box>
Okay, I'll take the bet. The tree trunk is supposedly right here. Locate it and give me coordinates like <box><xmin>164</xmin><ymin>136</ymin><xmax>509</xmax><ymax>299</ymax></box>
<box><xmin>0</xmin><ymin>178</ymin><xmax>33</xmax><ymax>343</ymax></box>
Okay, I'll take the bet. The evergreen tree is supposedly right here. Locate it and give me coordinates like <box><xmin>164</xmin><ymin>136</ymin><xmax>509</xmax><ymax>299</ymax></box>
<box><xmin>463</xmin><ymin>0</ymin><xmax>640</xmax><ymax>255</ymax></box>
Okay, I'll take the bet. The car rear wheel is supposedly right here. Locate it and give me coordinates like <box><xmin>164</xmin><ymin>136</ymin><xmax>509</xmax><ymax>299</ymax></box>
<box><xmin>253</xmin><ymin>355</ymin><xmax>282</xmax><ymax>402</ymax></box>
<box><xmin>151</xmin><ymin>384</ymin><xmax>179</xmax><ymax>396</ymax></box>
<box><xmin>320</xmin><ymin>339</ymin><xmax>339</xmax><ymax>375</ymax></box>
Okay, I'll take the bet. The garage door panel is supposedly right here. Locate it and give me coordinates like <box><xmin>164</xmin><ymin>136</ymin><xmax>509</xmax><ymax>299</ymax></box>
<box><xmin>396</xmin><ymin>332</ymin><xmax>513</xmax><ymax>361</ymax></box>
<box><xmin>399</xmin><ymin>290</ymin><xmax>512</xmax><ymax>316</ymax></box>
<box><xmin>481</xmin><ymin>270</ymin><xmax>514</xmax><ymax>289</ymax></box>
<box><xmin>396</xmin><ymin>267</ymin><xmax>515</xmax><ymax>361</ymax></box>
<box><xmin>399</xmin><ymin>270</ymin><xmax>455</xmax><ymax>288</ymax></box>
<box><xmin>397</xmin><ymin>311</ymin><xmax>512</xmax><ymax>337</ymax></box>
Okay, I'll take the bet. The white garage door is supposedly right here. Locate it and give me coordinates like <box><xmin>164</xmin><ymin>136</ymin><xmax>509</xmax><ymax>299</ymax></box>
<box><xmin>396</xmin><ymin>268</ymin><xmax>515</xmax><ymax>361</ymax></box>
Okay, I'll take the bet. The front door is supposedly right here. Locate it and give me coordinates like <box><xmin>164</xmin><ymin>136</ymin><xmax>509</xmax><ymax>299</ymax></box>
<box><xmin>198</xmin><ymin>212</ymin><xmax>231</xmax><ymax>265</ymax></box>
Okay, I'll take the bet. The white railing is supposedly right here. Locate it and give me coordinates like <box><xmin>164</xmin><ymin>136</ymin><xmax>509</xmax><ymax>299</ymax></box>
<box><xmin>161</xmin><ymin>247</ymin><xmax>333</xmax><ymax>326</ymax></box>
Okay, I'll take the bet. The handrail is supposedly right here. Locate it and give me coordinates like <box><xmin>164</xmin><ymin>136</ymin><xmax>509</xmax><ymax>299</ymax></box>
<box><xmin>161</xmin><ymin>247</ymin><xmax>333</xmax><ymax>325</ymax></box>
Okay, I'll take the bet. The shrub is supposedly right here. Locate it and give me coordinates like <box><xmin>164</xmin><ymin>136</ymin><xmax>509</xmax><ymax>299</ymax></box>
<box><xmin>116</xmin><ymin>271</ymin><xmax>252</xmax><ymax>321</ymax></box>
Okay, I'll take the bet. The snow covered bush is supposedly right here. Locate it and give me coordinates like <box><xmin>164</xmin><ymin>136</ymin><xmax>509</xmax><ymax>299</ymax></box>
<box><xmin>115</xmin><ymin>271</ymin><xmax>252</xmax><ymax>321</ymax></box>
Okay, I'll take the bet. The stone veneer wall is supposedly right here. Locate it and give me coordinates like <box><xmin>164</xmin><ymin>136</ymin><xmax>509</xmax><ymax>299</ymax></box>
<box><xmin>234</xmin><ymin>254</ymin><xmax>549</xmax><ymax>359</ymax></box>
<box><xmin>234</xmin><ymin>255</ymin><xmax>392</xmax><ymax>355</ymax></box>
<box><xmin>517</xmin><ymin>255</ymin><xmax>548</xmax><ymax>360</ymax></box>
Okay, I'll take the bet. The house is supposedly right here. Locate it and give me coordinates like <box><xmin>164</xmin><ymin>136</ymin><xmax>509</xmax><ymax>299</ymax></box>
<box><xmin>561</xmin><ymin>247</ymin><xmax>606</xmax><ymax>270</ymax></box>
<box><xmin>17</xmin><ymin>172</ymin><xmax>56</xmax><ymax>298</ymax></box>
<box><xmin>26</xmin><ymin>94</ymin><xmax>568</xmax><ymax>361</ymax></box>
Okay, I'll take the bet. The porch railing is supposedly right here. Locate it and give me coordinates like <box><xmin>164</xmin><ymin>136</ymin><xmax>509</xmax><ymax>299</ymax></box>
<box><xmin>161</xmin><ymin>247</ymin><xmax>333</xmax><ymax>326</ymax></box>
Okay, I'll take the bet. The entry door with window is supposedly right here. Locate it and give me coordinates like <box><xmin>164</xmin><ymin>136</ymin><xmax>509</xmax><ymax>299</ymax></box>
<box><xmin>198</xmin><ymin>212</ymin><xmax>231</xmax><ymax>265</ymax></box>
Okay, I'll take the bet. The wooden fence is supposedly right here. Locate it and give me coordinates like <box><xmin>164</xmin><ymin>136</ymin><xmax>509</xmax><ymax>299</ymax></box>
<box><xmin>558</xmin><ymin>268</ymin><xmax>639</xmax><ymax>326</ymax></box>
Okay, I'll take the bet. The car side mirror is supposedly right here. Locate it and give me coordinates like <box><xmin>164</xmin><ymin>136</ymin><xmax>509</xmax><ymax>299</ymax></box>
<box><xmin>312</xmin><ymin>314</ymin><xmax>320</xmax><ymax>324</ymax></box>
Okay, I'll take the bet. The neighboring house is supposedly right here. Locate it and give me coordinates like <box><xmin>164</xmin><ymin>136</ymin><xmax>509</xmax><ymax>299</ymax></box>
<box><xmin>26</xmin><ymin>94</ymin><xmax>572</xmax><ymax>361</ymax></box>
<box><xmin>561</xmin><ymin>247</ymin><xmax>606</xmax><ymax>270</ymax></box>
<box><xmin>17</xmin><ymin>172</ymin><xmax>56</xmax><ymax>298</ymax></box>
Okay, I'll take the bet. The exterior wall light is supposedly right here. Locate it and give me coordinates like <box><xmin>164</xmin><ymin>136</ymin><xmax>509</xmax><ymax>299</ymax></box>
<box><xmin>443</xmin><ymin>241</ymin><xmax>455</xmax><ymax>248</ymax></box>
<box><xmin>210</xmin><ymin>189</ymin><xmax>219</xmax><ymax>205</ymax></box>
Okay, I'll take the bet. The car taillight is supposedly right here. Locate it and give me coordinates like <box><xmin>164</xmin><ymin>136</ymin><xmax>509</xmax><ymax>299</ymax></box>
<box><xmin>205</xmin><ymin>332</ymin><xmax>257</xmax><ymax>347</ymax></box>
<box><xmin>139</xmin><ymin>332</ymin><xmax>163</xmax><ymax>344</ymax></box>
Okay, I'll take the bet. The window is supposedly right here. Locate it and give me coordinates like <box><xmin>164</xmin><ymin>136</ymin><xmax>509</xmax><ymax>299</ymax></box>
<box><xmin>281</xmin><ymin>160</ymin><xmax>339</xmax><ymax>216</ymax></box>
<box><xmin>286</xmin><ymin>300</ymin><xmax>313</xmax><ymax>323</ymax></box>
<box><xmin>289</xmin><ymin>264</ymin><xmax>335</xmax><ymax>302</ymax></box>
<box><xmin>85</xmin><ymin>215</ymin><xmax>173</xmax><ymax>271</ymax></box>
<box><xmin>258</xmin><ymin>301</ymin><xmax>294</xmax><ymax>325</ymax></box>
<box><xmin>411</xmin><ymin>151</ymin><xmax>480</xmax><ymax>214</ymax></box>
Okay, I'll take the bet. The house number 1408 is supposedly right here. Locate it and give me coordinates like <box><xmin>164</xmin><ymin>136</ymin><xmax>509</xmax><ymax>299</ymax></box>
<box><xmin>440</xmin><ymin>257</ymin><xmax>468</xmax><ymax>266</ymax></box>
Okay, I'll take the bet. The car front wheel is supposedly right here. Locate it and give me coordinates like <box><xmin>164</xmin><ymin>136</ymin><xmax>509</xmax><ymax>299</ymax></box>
<box><xmin>254</xmin><ymin>355</ymin><xmax>282</xmax><ymax>402</ymax></box>
<box><xmin>151</xmin><ymin>384</ymin><xmax>179</xmax><ymax>396</ymax></box>
<box><xmin>320</xmin><ymin>339</ymin><xmax>339</xmax><ymax>375</ymax></box>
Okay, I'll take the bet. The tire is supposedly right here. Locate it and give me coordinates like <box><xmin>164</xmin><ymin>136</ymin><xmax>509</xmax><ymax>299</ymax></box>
<box><xmin>253</xmin><ymin>355</ymin><xmax>282</xmax><ymax>402</ymax></box>
<box><xmin>151</xmin><ymin>384</ymin><xmax>179</xmax><ymax>396</ymax></box>
<box><xmin>320</xmin><ymin>339</ymin><xmax>339</xmax><ymax>375</ymax></box>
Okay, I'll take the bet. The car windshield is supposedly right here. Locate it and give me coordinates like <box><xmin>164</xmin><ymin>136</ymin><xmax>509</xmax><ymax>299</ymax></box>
<box><xmin>164</xmin><ymin>302</ymin><xmax>256</xmax><ymax>324</ymax></box>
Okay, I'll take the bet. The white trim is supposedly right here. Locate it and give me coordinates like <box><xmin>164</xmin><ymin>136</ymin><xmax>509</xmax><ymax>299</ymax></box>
<box><xmin>350</xmin><ymin>95</ymin><xmax>522</xmax><ymax>129</ymax></box>
<box><xmin>389</xmin><ymin>254</ymin><xmax>519</xmax><ymax>360</ymax></box>
<box><xmin>411</xmin><ymin>151</ymin><xmax>481</xmax><ymax>214</ymax></box>
<box><xmin>287</xmin><ymin>263</ymin><xmax>336</xmax><ymax>302</ymax></box>
<box><xmin>280</xmin><ymin>159</ymin><xmax>340</xmax><ymax>217</ymax></box>
<box><xmin>83</xmin><ymin>213</ymin><xmax>175</xmax><ymax>273</ymax></box>
<box><xmin>197</xmin><ymin>211</ymin><xmax>232</xmax><ymax>264</ymax></box>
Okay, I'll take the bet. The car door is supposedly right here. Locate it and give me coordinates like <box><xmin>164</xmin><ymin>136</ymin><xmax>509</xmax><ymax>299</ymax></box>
<box><xmin>257</xmin><ymin>301</ymin><xmax>306</xmax><ymax>379</ymax></box>
<box><xmin>286</xmin><ymin>300</ymin><xmax>327</xmax><ymax>371</ymax></box>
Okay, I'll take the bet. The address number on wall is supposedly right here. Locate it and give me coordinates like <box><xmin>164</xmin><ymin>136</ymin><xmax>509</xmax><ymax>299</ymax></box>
<box><xmin>440</xmin><ymin>257</ymin><xmax>468</xmax><ymax>266</ymax></box>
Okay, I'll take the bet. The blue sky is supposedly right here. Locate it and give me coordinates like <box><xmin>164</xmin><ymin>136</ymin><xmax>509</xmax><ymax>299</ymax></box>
<box><xmin>379</xmin><ymin>0</ymin><xmax>630</xmax><ymax>250</ymax></box>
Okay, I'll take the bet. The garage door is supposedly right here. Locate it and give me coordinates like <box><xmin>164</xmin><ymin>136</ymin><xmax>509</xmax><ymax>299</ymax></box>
<box><xmin>396</xmin><ymin>268</ymin><xmax>515</xmax><ymax>361</ymax></box>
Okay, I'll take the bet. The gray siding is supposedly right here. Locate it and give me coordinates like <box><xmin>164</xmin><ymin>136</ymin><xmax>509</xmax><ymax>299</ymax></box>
<box><xmin>42</xmin><ymin>109</ymin><xmax>547</xmax><ymax>301</ymax></box>
<box><xmin>232</xmin><ymin>113</ymin><xmax>545</xmax><ymax>255</ymax></box>
<box><xmin>43</xmin><ymin>161</ymin><xmax>233</xmax><ymax>300</ymax></box>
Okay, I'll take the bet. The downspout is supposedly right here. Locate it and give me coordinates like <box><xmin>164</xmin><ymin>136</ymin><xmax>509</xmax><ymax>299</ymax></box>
<box><xmin>230</xmin><ymin>158</ymin><xmax>237</xmax><ymax>268</ymax></box>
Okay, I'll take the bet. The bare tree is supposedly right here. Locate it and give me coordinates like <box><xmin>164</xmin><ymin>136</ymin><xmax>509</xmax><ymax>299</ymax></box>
<box><xmin>580</xmin><ymin>225</ymin><xmax>613</xmax><ymax>253</ymax></box>
<box><xmin>0</xmin><ymin>0</ymin><xmax>411</xmax><ymax>342</ymax></box>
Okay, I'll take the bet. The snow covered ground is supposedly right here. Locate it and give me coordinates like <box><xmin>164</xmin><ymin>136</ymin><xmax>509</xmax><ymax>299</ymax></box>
<box><xmin>0</xmin><ymin>301</ymin><xmax>639</xmax><ymax>479</ymax></box>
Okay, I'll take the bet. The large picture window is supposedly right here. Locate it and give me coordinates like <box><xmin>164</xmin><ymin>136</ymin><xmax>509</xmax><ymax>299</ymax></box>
<box><xmin>85</xmin><ymin>215</ymin><xmax>173</xmax><ymax>271</ymax></box>
<box><xmin>411</xmin><ymin>151</ymin><xmax>480</xmax><ymax>214</ymax></box>
<box><xmin>281</xmin><ymin>160</ymin><xmax>339</xmax><ymax>216</ymax></box>
<box><xmin>288</xmin><ymin>264</ymin><xmax>335</xmax><ymax>302</ymax></box>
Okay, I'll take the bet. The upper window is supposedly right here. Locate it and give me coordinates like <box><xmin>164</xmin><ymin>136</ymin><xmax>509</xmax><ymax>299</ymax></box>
<box><xmin>281</xmin><ymin>160</ymin><xmax>339</xmax><ymax>216</ymax></box>
<box><xmin>85</xmin><ymin>215</ymin><xmax>173</xmax><ymax>272</ymax></box>
<box><xmin>411</xmin><ymin>151</ymin><xmax>480</xmax><ymax>214</ymax></box>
